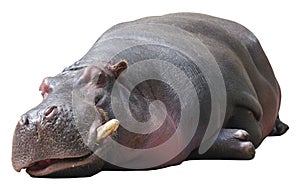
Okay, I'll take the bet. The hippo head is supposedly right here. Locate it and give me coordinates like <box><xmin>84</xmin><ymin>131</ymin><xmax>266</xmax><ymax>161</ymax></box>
<box><xmin>12</xmin><ymin>60</ymin><xmax>127</xmax><ymax>177</ymax></box>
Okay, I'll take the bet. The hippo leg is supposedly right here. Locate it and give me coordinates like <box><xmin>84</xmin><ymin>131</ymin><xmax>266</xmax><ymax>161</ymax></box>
<box><xmin>189</xmin><ymin>128</ymin><xmax>256</xmax><ymax>160</ymax></box>
<box><xmin>269</xmin><ymin>116</ymin><xmax>289</xmax><ymax>136</ymax></box>
<box><xmin>189</xmin><ymin>108</ymin><xmax>264</xmax><ymax>160</ymax></box>
<box><xmin>226</xmin><ymin>107</ymin><xmax>264</xmax><ymax>148</ymax></box>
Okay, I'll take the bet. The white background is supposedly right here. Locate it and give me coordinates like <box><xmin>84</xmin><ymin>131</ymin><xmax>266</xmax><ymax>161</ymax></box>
<box><xmin>0</xmin><ymin>0</ymin><xmax>298</xmax><ymax>190</ymax></box>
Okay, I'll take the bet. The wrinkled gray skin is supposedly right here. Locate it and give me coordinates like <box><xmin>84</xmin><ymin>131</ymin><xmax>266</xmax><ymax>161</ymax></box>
<box><xmin>12</xmin><ymin>13</ymin><xmax>288</xmax><ymax>178</ymax></box>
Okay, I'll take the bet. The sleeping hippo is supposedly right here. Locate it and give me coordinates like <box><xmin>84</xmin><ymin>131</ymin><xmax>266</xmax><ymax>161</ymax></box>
<box><xmin>12</xmin><ymin>13</ymin><xmax>288</xmax><ymax>177</ymax></box>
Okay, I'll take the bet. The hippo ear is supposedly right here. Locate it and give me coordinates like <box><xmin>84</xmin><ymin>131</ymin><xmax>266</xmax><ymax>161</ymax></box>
<box><xmin>79</xmin><ymin>66</ymin><xmax>107</xmax><ymax>89</ymax></box>
<box><xmin>107</xmin><ymin>60</ymin><xmax>128</xmax><ymax>78</ymax></box>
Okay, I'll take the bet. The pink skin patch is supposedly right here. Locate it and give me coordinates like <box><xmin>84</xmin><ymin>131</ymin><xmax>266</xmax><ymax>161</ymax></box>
<box><xmin>39</xmin><ymin>78</ymin><xmax>51</xmax><ymax>99</ymax></box>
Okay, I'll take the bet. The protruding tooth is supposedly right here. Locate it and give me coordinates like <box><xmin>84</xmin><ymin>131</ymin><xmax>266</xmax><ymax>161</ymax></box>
<box><xmin>96</xmin><ymin>119</ymin><xmax>120</xmax><ymax>142</ymax></box>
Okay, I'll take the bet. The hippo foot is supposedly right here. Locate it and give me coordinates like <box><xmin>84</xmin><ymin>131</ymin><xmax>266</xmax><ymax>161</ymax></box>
<box><xmin>189</xmin><ymin>129</ymin><xmax>256</xmax><ymax>160</ymax></box>
<box><xmin>269</xmin><ymin>116</ymin><xmax>289</xmax><ymax>136</ymax></box>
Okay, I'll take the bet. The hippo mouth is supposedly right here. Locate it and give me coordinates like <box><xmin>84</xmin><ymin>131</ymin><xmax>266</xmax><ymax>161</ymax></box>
<box><xmin>24</xmin><ymin>152</ymin><xmax>98</xmax><ymax>177</ymax></box>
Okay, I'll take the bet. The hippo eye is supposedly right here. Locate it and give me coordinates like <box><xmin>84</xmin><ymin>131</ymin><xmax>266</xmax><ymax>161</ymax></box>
<box><xmin>39</xmin><ymin>78</ymin><xmax>52</xmax><ymax>99</ymax></box>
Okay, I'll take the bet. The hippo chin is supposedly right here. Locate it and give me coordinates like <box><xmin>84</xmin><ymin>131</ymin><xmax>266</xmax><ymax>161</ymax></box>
<box><xmin>12</xmin><ymin>13</ymin><xmax>288</xmax><ymax>178</ymax></box>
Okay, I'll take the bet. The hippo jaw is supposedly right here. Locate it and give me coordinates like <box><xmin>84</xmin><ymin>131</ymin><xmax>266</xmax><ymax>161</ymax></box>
<box><xmin>24</xmin><ymin>152</ymin><xmax>106</xmax><ymax>178</ymax></box>
<box><xmin>24</xmin><ymin>151</ymin><xmax>94</xmax><ymax>177</ymax></box>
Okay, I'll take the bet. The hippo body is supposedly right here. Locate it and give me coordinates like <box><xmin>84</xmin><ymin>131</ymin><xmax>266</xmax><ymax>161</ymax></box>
<box><xmin>12</xmin><ymin>13</ymin><xmax>288</xmax><ymax>177</ymax></box>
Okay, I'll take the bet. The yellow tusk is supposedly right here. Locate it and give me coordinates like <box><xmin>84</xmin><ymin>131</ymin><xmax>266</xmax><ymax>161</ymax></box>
<box><xmin>96</xmin><ymin>119</ymin><xmax>120</xmax><ymax>142</ymax></box>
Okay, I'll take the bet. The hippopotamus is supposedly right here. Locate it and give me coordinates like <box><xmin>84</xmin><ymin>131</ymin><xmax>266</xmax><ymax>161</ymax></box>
<box><xmin>12</xmin><ymin>13</ymin><xmax>288</xmax><ymax>178</ymax></box>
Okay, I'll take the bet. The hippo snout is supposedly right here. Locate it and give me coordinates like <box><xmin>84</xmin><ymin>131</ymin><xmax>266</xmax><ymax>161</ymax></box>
<box><xmin>12</xmin><ymin>104</ymin><xmax>92</xmax><ymax>176</ymax></box>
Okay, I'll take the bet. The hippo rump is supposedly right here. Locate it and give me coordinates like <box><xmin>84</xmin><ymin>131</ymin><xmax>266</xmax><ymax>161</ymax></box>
<box><xmin>12</xmin><ymin>13</ymin><xmax>288</xmax><ymax>178</ymax></box>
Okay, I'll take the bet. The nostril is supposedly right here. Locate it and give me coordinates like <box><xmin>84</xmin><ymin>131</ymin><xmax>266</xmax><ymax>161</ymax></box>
<box><xmin>19</xmin><ymin>115</ymin><xmax>29</xmax><ymax>126</ymax></box>
<box><xmin>44</xmin><ymin>106</ymin><xmax>58</xmax><ymax>117</ymax></box>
